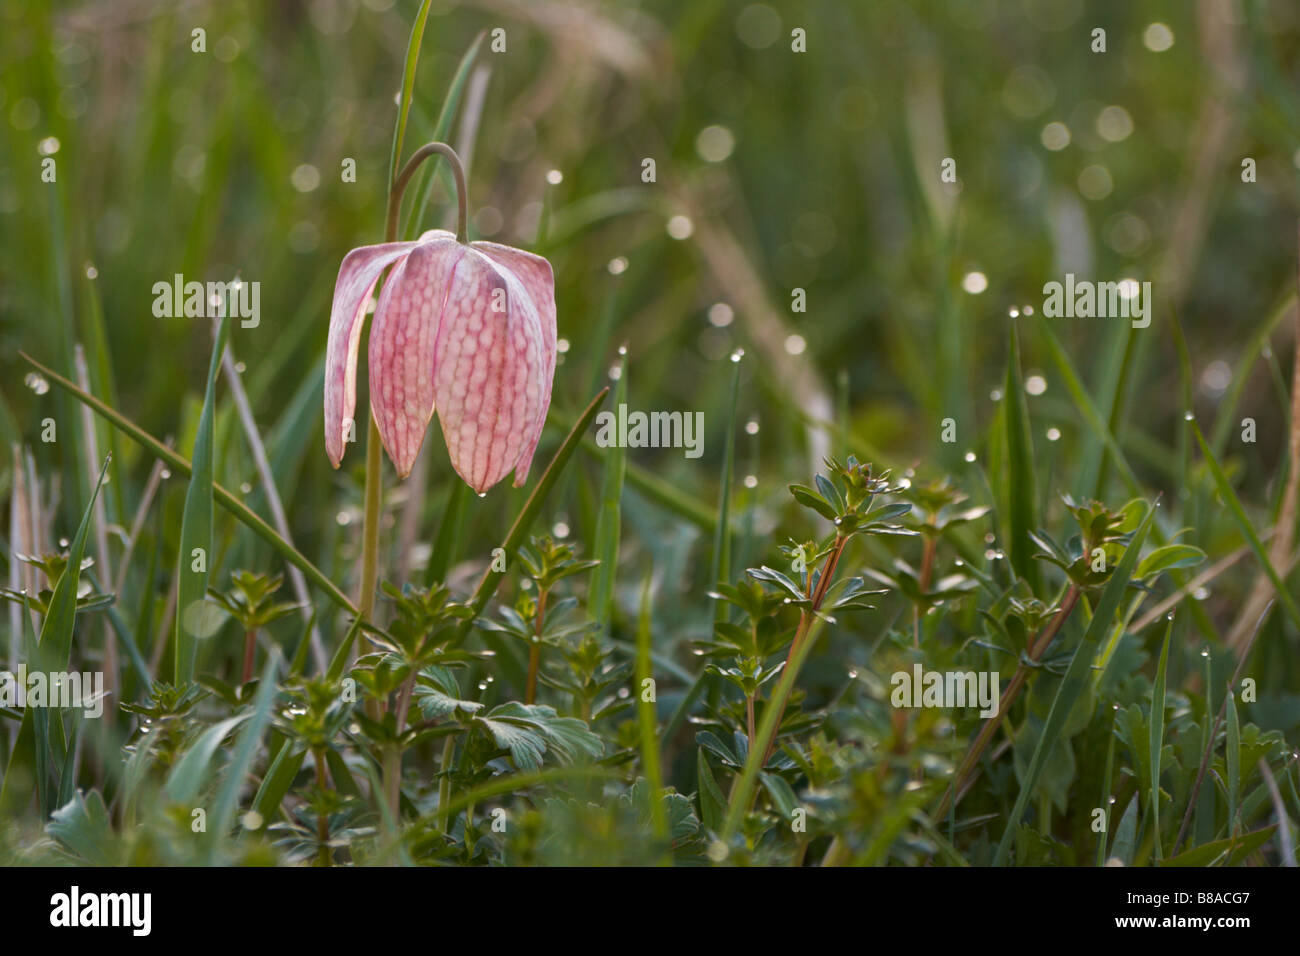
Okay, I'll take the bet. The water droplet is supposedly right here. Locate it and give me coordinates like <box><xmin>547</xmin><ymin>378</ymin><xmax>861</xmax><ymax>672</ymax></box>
<box><xmin>24</xmin><ymin>372</ymin><xmax>49</xmax><ymax>395</ymax></box>
<box><xmin>1200</xmin><ymin>649</ymin><xmax>1210</xmax><ymax>658</ymax></box>
<box><xmin>477</xmin><ymin>492</ymin><xmax>487</xmax><ymax>499</ymax></box>
<box><xmin>1166</xmin><ymin>611</ymin><xmax>1176</xmax><ymax>620</ymax></box>
<box><xmin>235</xmin><ymin>361</ymin><xmax>246</xmax><ymax>373</ymax></box>
<box><xmin>1183</xmin><ymin>411</ymin><xmax>1195</xmax><ymax>422</ymax></box>
<box><xmin>607</xmin><ymin>256</ymin><xmax>628</xmax><ymax>275</ymax></box>
<box><xmin>478</xmin><ymin>681</ymin><xmax>488</xmax><ymax>691</ymax></box>
<box><xmin>552</xmin><ymin>521</ymin><xmax>570</xmax><ymax>538</ymax></box>
<box><xmin>743</xmin><ymin>475</ymin><xmax>757</xmax><ymax>488</ymax></box>
<box><xmin>847</xmin><ymin>669</ymin><xmax>858</xmax><ymax>679</ymax></box>
<box><xmin>1025</xmin><ymin>374</ymin><xmax>1047</xmax><ymax>396</ymax></box>
<box><xmin>58</xmin><ymin>537</ymin><xmax>69</xmax><ymax>548</ymax></box>
<box><xmin>964</xmin><ymin>451</ymin><xmax>976</xmax><ymax>463</ymax></box>
<box><xmin>984</xmin><ymin>533</ymin><xmax>996</xmax><ymax>544</ymax></box>
<box><xmin>546</xmin><ymin>168</ymin><xmax>563</xmax><ymax>185</ymax></box>
<box><xmin>617</xmin><ymin>687</ymin><xmax>631</xmax><ymax>699</ymax></box>
<box><xmin>985</xmin><ymin>549</ymin><xmax>998</xmax><ymax>561</ymax></box>
<box><xmin>160</xmin><ymin>469</ymin><xmax>172</xmax><ymax>480</ymax></box>
<box><xmin>1021</xmin><ymin>305</ymin><xmax>1034</xmax><ymax>316</ymax></box>
<box><xmin>239</xmin><ymin>482</ymin><xmax>252</xmax><ymax>494</ymax></box>
<box><xmin>989</xmin><ymin>388</ymin><xmax>1003</xmax><ymax>402</ymax></box>
<box><xmin>730</xmin><ymin>348</ymin><xmax>745</xmax><ymax>363</ymax></box>
<box><xmin>617</xmin><ymin>343</ymin><xmax>628</xmax><ymax>356</ymax></box>
<box><xmin>1046</xmin><ymin>427</ymin><xmax>1061</xmax><ymax>442</ymax></box>
<box><xmin>1009</xmin><ymin>307</ymin><xmax>1020</xmax><ymax>318</ymax></box>
<box><xmin>833</xmin><ymin>517</ymin><xmax>842</xmax><ymax>526</ymax></box>
<box><xmin>336</xmin><ymin>511</ymin><xmax>351</xmax><ymax>526</ymax></box>
<box><xmin>84</xmin><ymin>263</ymin><xmax>98</xmax><ymax>279</ymax></box>
<box><xmin>1193</xmin><ymin>587</ymin><xmax>1209</xmax><ymax>601</ymax></box>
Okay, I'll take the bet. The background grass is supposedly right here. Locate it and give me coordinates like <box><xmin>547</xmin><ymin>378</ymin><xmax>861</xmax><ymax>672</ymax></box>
<box><xmin>2</xmin><ymin>0</ymin><xmax>1299</xmax><ymax>865</ymax></box>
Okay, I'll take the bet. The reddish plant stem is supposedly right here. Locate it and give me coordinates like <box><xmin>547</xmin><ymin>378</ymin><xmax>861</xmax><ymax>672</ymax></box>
<box><xmin>934</xmin><ymin>585</ymin><xmax>1080</xmax><ymax>820</ymax></box>
<box><xmin>764</xmin><ymin>536</ymin><xmax>847</xmax><ymax>764</ymax></box>
<box><xmin>242</xmin><ymin>629</ymin><xmax>257</xmax><ymax>685</ymax></box>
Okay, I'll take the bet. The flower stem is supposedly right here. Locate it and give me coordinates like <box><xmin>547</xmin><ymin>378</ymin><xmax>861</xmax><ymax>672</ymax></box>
<box><xmin>388</xmin><ymin>142</ymin><xmax>470</xmax><ymax>244</ymax></box>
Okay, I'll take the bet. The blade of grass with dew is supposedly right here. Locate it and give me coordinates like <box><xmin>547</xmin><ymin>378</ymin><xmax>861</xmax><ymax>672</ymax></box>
<box><xmin>635</xmin><ymin>573</ymin><xmax>668</xmax><ymax>851</ymax></box>
<box><xmin>1003</xmin><ymin>324</ymin><xmax>1039</xmax><ymax>592</ymax></box>
<box><xmin>1150</xmin><ymin>617</ymin><xmax>1172</xmax><ymax>859</ymax></box>
<box><xmin>711</xmin><ymin>352</ymin><xmax>740</xmax><ymax>618</ymax></box>
<box><xmin>721</xmin><ymin>615</ymin><xmax>828</xmax><ymax>839</ymax></box>
<box><xmin>426</xmin><ymin>482</ymin><xmax>468</xmax><ymax>586</ymax></box>
<box><xmin>387</xmin><ymin>0</ymin><xmax>435</xmax><ymax>194</ymax></box>
<box><xmin>1226</xmin><ymin>686</ymin><xmax>1240</xmax><ymax>838</ymax></box>
<box><xmin>1036</xmin><ymin>318</ymin><xmax>1141</xmax><ymax>495</ymax></box>
<box><xmin>1096</xmin><ymin>708</ymin><xmax>1118</xmax><ymax>867</ymax></box>
<box><xmin>458</xmin><ymin>387</ymin><xmax>611</xmax><ymax>644</ymax></box>
<box><xmin>404</xmin><ymin>32</ymin><xmax>486</xmax><ymax>241</ymax></box>
<box><xmin>176</xmin><ymin>314</ymin><xmax>230</xmax><ymax>683</ymax></box>
<box><xmin>992</xmin><ymin>498</ymin><xmax>1158</xmax><ymax>866</ymax></box>
<box><xmin>1191</xmin><ymin>419</ymin><xmax>1300</xmax><ymax>631</ymax></box>
<box><xmin>591</xmin><ymin>360</ymin><xmax>626</xmax><ymax>633</ymax></box>
<box><xmin>0</xmin><ymin>457</ymin><xmax>109</xmax><ymax>817</ymax></box>
<box><xmin>251</xmin><ymin>744</ymin><xmax>306</xmax><ymax>833</ymax></box>
<box><xmin>20</xmin><ymin>351</ymin><xmax>356</xmax><ymax>616</ymax></box>
<box><xmin>205</xmin><ymin>649</ymin><xmax>281</xmax><ymax>861</ymax></box>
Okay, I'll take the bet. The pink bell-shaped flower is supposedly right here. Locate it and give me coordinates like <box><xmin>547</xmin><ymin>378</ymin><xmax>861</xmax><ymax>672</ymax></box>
<box><xmin>324</xmin><ymin>228</ymin><xmax>556</xmax><ymax>494</ymax></box>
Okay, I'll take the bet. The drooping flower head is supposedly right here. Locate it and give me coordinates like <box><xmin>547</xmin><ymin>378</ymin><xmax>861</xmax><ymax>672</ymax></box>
<box><xmin>324</xmin><ymin>228</ymin><xmax>556</xmax><ymax>494</ymax></box>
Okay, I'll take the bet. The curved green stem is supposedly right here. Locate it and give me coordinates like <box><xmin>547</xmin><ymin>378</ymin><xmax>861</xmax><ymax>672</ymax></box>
<box><xmin>387</xmin><ymin>141</ymin><xmax>470</xmax><ymax>244</ymax></box>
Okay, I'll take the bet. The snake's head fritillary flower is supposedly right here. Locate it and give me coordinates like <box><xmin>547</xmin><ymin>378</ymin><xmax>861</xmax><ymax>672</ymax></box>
<box><xmin>324</xmin><ymin>228</ymin><xmax>556</xmax><ymax>494</ymax></box>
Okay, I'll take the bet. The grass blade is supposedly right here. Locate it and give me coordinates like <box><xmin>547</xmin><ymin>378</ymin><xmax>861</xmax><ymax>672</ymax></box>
<box><xmin>463</xmin><ymin>387</ymin><xmax>611</xmax><ymax>625</ymax></box>
<box><xmin>1191</xmin><ymin>419</ymin><xmax>1300</xmax><ymax>631</ymax></box>
<box><xmin>591</xmin><ymin>357</ymin><xmax>626</xmax><ymax>631</ymax></box>
<box><xmin>635</xmin><ymin>573</ymin><xmax>668</xmax><ymax>851</ymax></box>
<box><xmin>19</xmin><ymin>350</ymin><xmax>357</xmax><ymax>616</ymax></box>
<box><xmin>710</xmin><ymin>352</ymin><xmax>741</xmax><ymax>618</ymax></box>
<box><xmin>0</xmin><ymin>457</ymin><xmax>110</xmax><ymax>817</ymax></box>
<box><xmin>175</xmin><ymin>315</ymin><xmax>230</xmax><ymax>683</ymax></box>
<box><xmin>1150</xmin><ymin>617</ymin><xmax>1172</xmax><ymax>859</ymax></box>
<box><xmin>1003</xmin><ymin>324</ymin><xmax>1039</xmax><ymax>592</ymax></box>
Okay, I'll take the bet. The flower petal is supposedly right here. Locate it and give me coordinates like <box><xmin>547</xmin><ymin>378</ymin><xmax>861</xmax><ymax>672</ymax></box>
<box><xmin>434</xmin><ymin>249</ymin><xmax>549</xmax><ymax>494</ymax></box>
<box><xmin>323</xmin><ymin>241</ymin><xmax>417</xmax><ymax>467</ymax></box>
<box><xmin>368</xmin><ymin>235</ymin><xmax>466</xmax><ymax>478</ymax></box>
<box><xmin>471</xmin><ymin>242</ymin><xmax>557</xmax><ymax>486</ymax></box>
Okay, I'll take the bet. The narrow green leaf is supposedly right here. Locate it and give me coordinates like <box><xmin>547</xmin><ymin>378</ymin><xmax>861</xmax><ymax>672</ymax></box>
<box><xmin>388</xmin><ymin>0</ymin><xmax>435</xmax><ymax>191</ymax></box>
<box><xmin>697</xmin><ymin>748</ymin><xmax>726</xmax><ymax>832</ymax></box>
<box><xmin>1226</xmin><ymin>687</ymin><xmax>1240</xmax><ymax>837</ymax></box>
<box><xmin>461</xmin><ymin>387</ymin><xmax>611</xmax><ymax>631</ymax></box>
<box><xmin>251</xmin><ymin>744</ymin><xmax>306</xmax><ymax>831</ymax></box>
<box><xmin>635</xmin><ymin>573</ymin><xmax>667</xmax><ymax>849</ymax></box>
<box><xmin>993</xmin><ymin>498</ymin><xmax>1158</xmax><ymax>865</ymax></box>
<box><xmin>1003</xmin><ymin>325</ymin><xmax>1039</xmax><ymax>591</ymax></box>
<box><xmin>1096</xmin><ymin>709</ymin><xmax>1118</xmax><ymax>867</ymax></box>
<box><xmin>176</xmin><ymin>314</ymin><xmax>229</xmax><ymax>682</ymax></box>
<box><xmin>404</xmin><ymin>31</ymin><xmax>487</xmax><ymax>240</ymax></box>
<box><xmin>205</xmin><ymin>650</ymin><xmax>282</xmax><ymax>859</ymax></box>
<box><xmin>0</xmin><ymin>458</ymin><xmax>110</xmax><ymax>818</ymax></box>
<box><xmin>1150</xmin><ymin>618</ymin><xmax>1171</xmax><ymax>859</ymax></box>
<box><xmin>710</xmin><ymin>355</ymin><xmax>741</xmax><ymax>621</ymax></box>
<box><xmin>19</xmin><ymin>351</ymin><xmax>356</xmax><ymax>616</ymax></box>
<box><xmin>591</xmin><ymin>362</ymin><xmax>626</xmax><ymax>632</ymax></box>
<box><xmin>1191</xmin><ymin>420</ymin><xmax>1300</xmax><ymax>631</ymax></box>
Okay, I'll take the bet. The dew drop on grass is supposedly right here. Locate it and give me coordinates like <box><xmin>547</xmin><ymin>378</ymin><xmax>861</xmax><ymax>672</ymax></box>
<box><xmin>1183</xmin><ymin>411</ymin><xmax>1195</xmax><ymax>421</ymax></box>
<box><xmin>989</xmin><ymin>389</ymin><xmax>1003</xmax><ymax>402</ymax></box>
<box><xmin>85</xmin><ymin>263</ymin><xmax>98</xmax><ymax>279</ymax></box>
<box><xmin>24</xmin><ymin>372</ymin><xmax>49</xmax><ymax>395</ymax></box>
<box><xmin>964</xmin><ymin>451</ymin><xmax>976</xmax><ymax>462</ymax></box>
<box><xmin>240</xmin><ymin>482</ymin><xmax>252</xmax><ymax>494</ymax></box>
